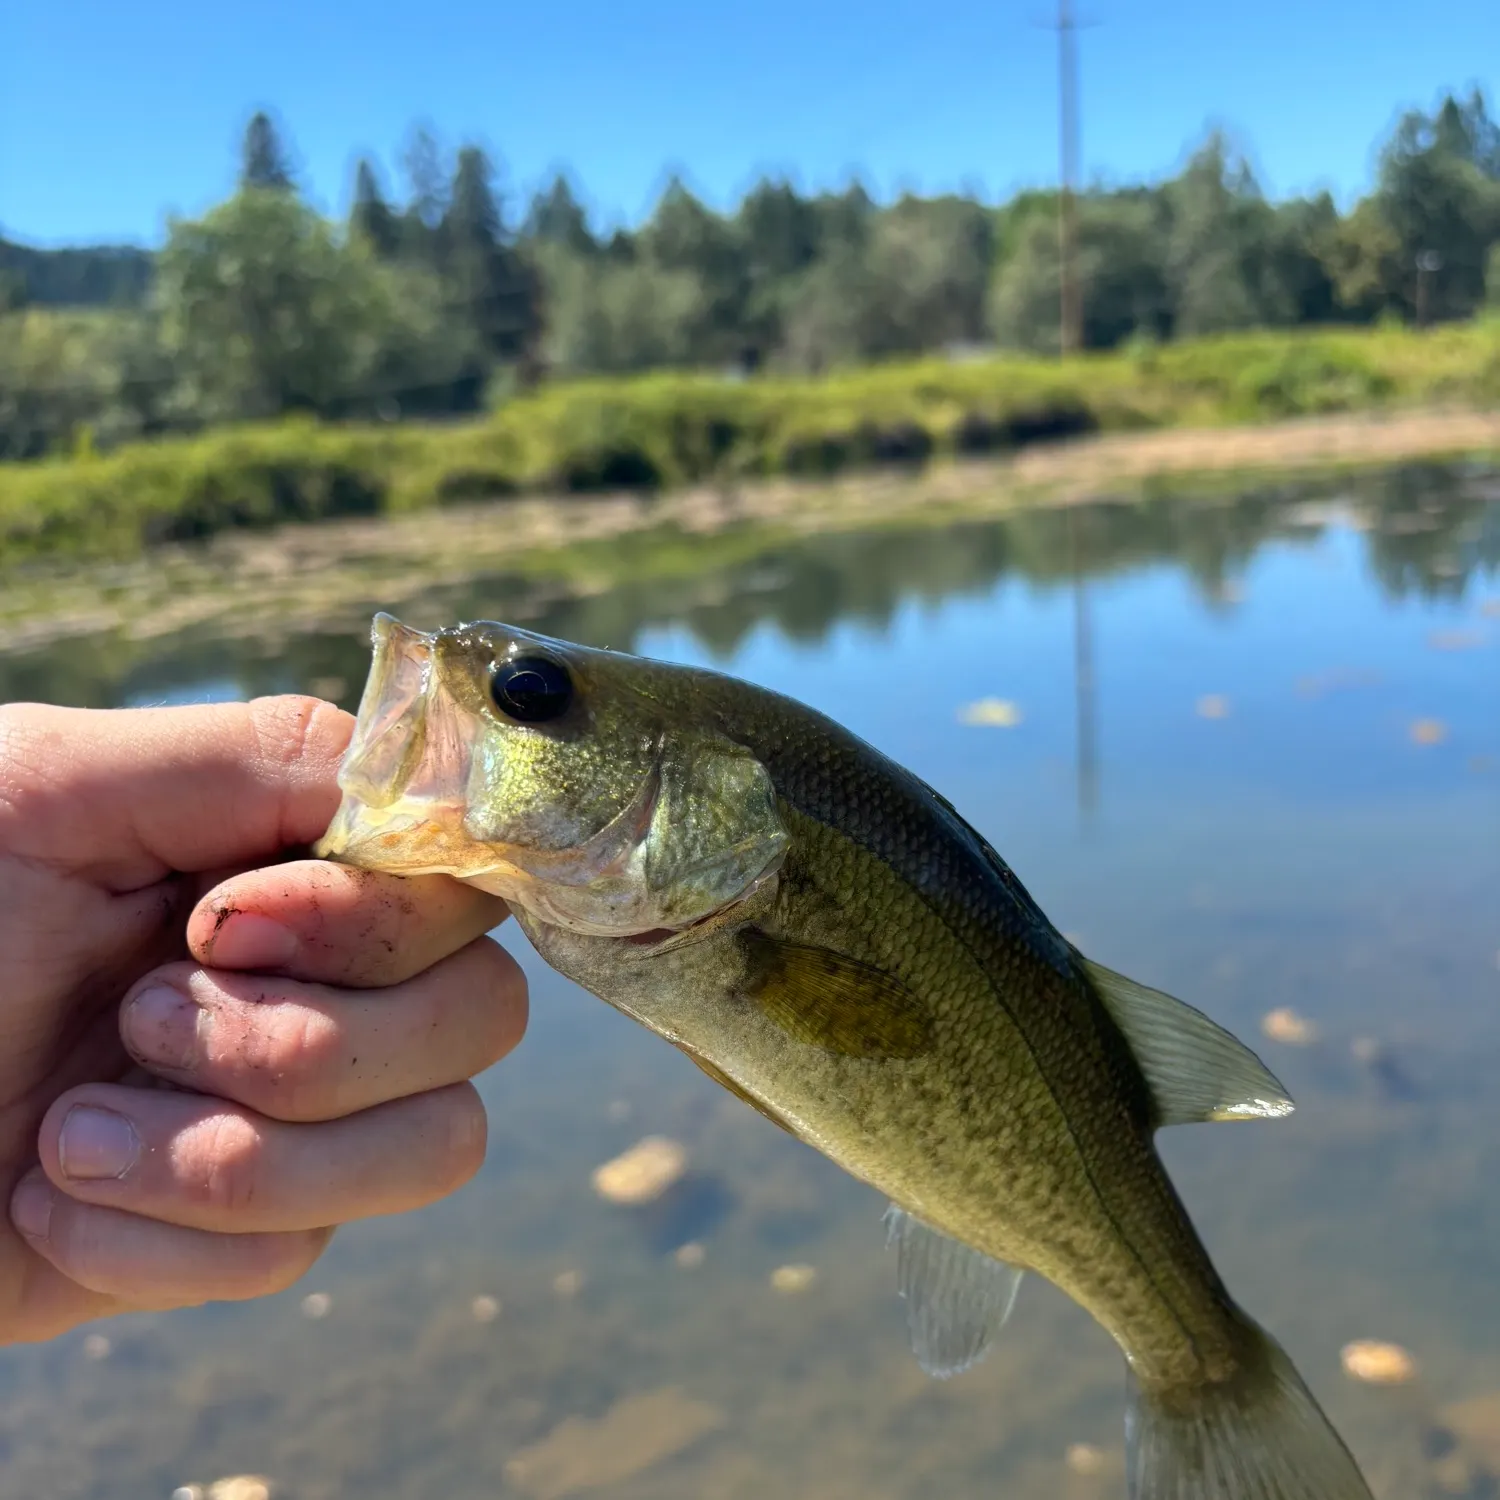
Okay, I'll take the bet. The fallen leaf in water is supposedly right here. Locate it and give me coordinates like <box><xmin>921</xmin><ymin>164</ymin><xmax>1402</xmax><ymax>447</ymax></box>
<box><xmin>1410</xmin><ymin>719</ymin><xmax>1449</xmax><ymax>746</ymax></box>
<box><xmin>1261</xmin><ymin>1008</ymin><xmax>1317</xmax><ymax>1045</ymax></box>
<box><xmin>1341</xmin><ymin>1340</ymin><xmax>1416</xmax><ymax>1384</ymax></box>
<box><xmin>771</xmin><ymin>1264</ymin><xmax>817</xmax><ymax>1293</ymax></box>
<box><xmin>1427</xmin><ymin>629</ymin><xmax>1486</xmax><ymax>652</ymax></box>
<box><xmin>957</xmin><ymin>698</ymin><xmax>1023</xmax><ymax>728</ymax></box>
<box><xmin>504</xmin><ymin>1387</ymin><xmax>724</xmax><ymax>1499</ymax></box>
<box><xmin>592</xmin><ymin>1137</ymin><xmax>687</xmax><ymax>1205</ymax></box>
<box><xmin>1195</xmin><ymin>695</ymin><xmax>1231</xmax><ymax>720</ymax></box>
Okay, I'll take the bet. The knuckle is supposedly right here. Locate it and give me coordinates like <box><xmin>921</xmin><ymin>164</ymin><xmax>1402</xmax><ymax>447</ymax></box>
<box><xmin>175</xmin><ymin>1112</ymin><xmax>265</xmax><ymax>1218</ymax></box>
<box><xmin>246</xmin><ymin>695</ymin><xmax>344</xmax><ymax>779</ymax></box>
<box><xmin>228</xmin><ymin>1004</ymin><xmax>343</xmax><ymax>1120</ymax></box>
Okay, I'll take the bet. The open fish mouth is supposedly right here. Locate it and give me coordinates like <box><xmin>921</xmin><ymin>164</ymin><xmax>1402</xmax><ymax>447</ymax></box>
<box><xmin>314</xmin><ymin>612</ymin><xmax>495</xmax><ymax>880</ymax></box>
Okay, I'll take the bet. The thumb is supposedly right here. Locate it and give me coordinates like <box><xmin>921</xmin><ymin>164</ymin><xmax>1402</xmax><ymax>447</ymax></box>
<box><xmin>0</xmin><ymin>696</ymin><xmax>354</xmax><ymax>890</ymax></box>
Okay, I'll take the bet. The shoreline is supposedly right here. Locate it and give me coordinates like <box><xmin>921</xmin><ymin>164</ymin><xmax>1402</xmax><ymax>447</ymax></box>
<box><xmin>3</xmin><ymin>405</ymin><xmax>1497</xmax><ymax>658</ymax></box>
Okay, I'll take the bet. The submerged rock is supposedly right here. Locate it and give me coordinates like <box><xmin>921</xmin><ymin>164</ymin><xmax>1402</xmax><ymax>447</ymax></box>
<box><xmin>592</xmin><ymin>1137</ymin><xmax>688</xmax><ymax>1205</ymax></box>
<box><xmin>957</xmin><ymin>698</ymin><xmax>1023</xmax><ymax>728</ymax></box>
<box><xmin>1341</xmin><ymin>1339</ymin><xmax>1417</xmax><ymax>1384</ymax></box>
<box><xmin>1065</xmin><ymin>1442</ymin><xmax>1110</xmax><ymax>1475</ymax></box>
<box><xmin>504</xmin><ymin>1386</ymin><xmax>723</xmax><ymax>1499</ymax></box>
<box><xmin>208</xmin><ymin>1479</ymin><xmax>273</xmax><ymax>1500</ymax></box>
<box><xmin>770</xmin><ymin>1264</ymin><xmax>817</xmax><ymax>1293</ymax></box>
<box><xmin>1262</xmin><ymin>1007</ymin><xmax>1317</xmax><ymax>1045</ymax></box>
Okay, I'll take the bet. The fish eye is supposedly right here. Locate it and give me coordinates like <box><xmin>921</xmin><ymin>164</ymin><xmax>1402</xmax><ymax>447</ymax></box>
<box><xmin>490</xmin><ymin>655</ymin><xmax>574</xmax><ymax>724</ymax></box>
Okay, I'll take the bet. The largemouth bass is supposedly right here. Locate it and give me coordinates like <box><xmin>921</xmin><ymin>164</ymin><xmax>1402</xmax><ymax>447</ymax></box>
<box><xmin>315</xmin><ymin>612</ymin><xmax>1374</xmax><ymax>1500</ymax></box>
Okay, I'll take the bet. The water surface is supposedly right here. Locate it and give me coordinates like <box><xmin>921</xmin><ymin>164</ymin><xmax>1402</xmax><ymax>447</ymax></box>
<box><xmin>1</xmin><ymin>464</ymin><xmax>1497</xmax><ymax>1500</ymax></box>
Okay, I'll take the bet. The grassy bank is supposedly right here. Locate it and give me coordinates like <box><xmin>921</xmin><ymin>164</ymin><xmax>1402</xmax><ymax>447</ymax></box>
<box><xmin>2</xmin><ymin>323</ymin><xmax>1498</xmax><ymax>563</ymax></box>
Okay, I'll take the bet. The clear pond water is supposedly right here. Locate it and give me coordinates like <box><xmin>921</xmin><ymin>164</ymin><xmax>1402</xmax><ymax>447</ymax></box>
<box><xmin>0</xmin><ymin>464</ymin><xmax>1496</xmax><ymax>1500</ymax></box>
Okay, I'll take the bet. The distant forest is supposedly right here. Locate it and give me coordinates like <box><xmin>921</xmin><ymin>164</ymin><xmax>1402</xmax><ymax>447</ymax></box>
<box><xmin>1</xmin><ymin>91</ymin><xmax>1497</xmax><ymax>459</ymax></box>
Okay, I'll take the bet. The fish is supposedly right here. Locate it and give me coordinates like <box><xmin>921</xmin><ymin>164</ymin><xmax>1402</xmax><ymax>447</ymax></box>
<box><xmin>314</xmin><ymin>612</ymin><xmax>1375</xmax><ymax>1500</ymax></box>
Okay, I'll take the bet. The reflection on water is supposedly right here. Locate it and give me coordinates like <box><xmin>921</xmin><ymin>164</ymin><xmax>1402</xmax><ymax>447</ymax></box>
<box><xmin>0</xmin><ymin>463</ymin><xmax>1497</xmax><ymax>1500</ymax></box>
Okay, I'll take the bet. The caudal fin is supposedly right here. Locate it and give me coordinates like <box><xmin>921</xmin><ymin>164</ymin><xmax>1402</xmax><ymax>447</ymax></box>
<box><xmin>1125</xmin><ymin>1319</ymin><xmax>1374</xmax><ymax>1500</ymax></box>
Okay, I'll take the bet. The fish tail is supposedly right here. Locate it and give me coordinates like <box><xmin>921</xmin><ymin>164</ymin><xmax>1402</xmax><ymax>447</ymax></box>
<box><xmin>1125</xmin><ymin>1314</ymin><xmax>1373</xmax><ymax>1500</ymax></box>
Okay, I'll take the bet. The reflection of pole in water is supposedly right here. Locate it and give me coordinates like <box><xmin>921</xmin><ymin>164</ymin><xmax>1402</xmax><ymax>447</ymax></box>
<box><xmin>1068</xmin><ymin>506</ymin><xmax>1097</xmax><ymax>819</ymax></box>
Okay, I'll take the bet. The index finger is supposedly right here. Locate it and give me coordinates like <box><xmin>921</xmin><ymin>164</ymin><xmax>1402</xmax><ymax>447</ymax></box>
<box><xmin>188</xmin><ymin>860</ymin><xmax>510</xmax><ymax>987</ymax></box>
<box><xmin>0</xmin><ymin>696</ymin><xmax>353</xmax><ymax>890</ymax></box>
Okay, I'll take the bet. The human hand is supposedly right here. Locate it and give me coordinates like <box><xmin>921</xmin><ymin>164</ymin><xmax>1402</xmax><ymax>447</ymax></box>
<box><xmin>0</xmin><ymin>695</ymin><xmax>525</xmax><ymax>1345</ymax></box>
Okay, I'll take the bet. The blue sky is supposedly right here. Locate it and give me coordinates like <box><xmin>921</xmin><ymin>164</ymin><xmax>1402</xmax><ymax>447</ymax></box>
<box><xmin>3</xmin><ymin>0</ymin><xmax>1495</xmax><ymax>247</ymax></box>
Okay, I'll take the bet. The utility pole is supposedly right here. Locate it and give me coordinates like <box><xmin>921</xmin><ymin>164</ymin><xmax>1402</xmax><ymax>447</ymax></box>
<box><xmin>1056</xmin><ymin>0</ymin><xmax>1083</xmax><ymax>356</ymax></box>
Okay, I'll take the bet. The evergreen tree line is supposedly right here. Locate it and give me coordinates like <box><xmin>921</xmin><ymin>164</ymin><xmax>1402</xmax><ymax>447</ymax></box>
<box><xmin>2</xmin><ymin>92</ymin><xmax>1499</xmax><ymax>460</ymax></box>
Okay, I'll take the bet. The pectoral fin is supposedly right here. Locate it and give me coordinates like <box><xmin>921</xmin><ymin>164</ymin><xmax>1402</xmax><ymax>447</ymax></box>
<box><xmin>1081</xmin><ymin>956</ymin><xmax>1294</xmax><ymax>1128</ymax></box>
<box><xmin>738</xmin><ymin>930</ymin><xmax>933</xmax><ymax>1060</ymax></box>
<box><xmin>885</xmin><ymin>1205</ymin><xmax>1024</xmax><ymax>1378</ymax></box>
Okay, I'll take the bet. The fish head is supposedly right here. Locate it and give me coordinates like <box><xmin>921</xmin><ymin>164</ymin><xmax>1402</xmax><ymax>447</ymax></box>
<box><xmin>314</xmin><ymin>613</ymin><xmax>789</xmax><ymax>938</ymax></box>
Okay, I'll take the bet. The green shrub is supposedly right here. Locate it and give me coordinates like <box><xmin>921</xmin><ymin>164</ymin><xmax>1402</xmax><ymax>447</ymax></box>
<box><xmin>2</xmin><ymin>322</ymin><xmax>1496</xmax><ymax>563</ymax></box>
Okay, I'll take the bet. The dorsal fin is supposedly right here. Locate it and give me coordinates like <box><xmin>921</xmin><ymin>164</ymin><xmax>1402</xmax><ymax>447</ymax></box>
<box><xmin>1081</xmin><ymin>956</ymin><xmax>1294</xmax><ymax>1128</ymax></box>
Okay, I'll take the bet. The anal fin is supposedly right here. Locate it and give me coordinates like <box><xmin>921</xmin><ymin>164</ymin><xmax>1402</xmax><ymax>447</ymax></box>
<box><xmin>884</xmin><ymin>1205</ymin><xmax>1024</xmax><ymax>1378</ymax></box>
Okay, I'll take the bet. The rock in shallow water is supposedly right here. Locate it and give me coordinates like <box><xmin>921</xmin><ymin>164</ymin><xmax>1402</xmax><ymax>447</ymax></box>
<box><xmin>1341</xmin><ymin>1339</ymin><xmax>1417</xmax><ymax>1384</ymax></box>
<box><xmin>591</xmin><ymin>1136</ymin><xmax>688</xmax><ymax>1205</ymax></box>
<box><xmin>504</xmin><ymin>1387</ymin><xmax>723</xmax><ymax>1499</ymax></box>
